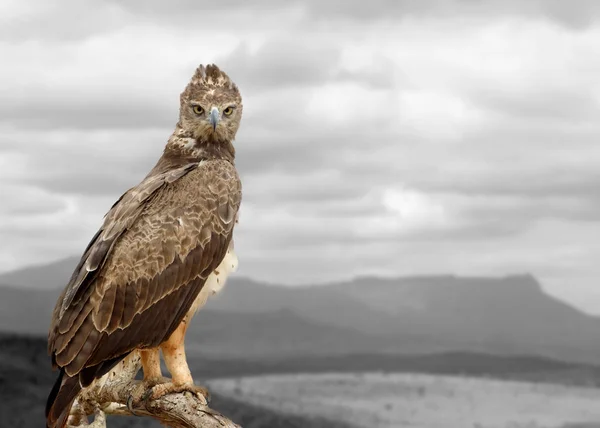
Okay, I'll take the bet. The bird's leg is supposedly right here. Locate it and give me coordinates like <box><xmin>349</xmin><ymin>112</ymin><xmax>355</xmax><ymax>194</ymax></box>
<box><xmin>147</xmin><ymin>320</ymin><xmax>210</xmax><ymax>403</ymax></box>
<box><xmin>140</xmin><ymin>348</ymin><xmax>164</xmax><ymax>381</ymax></box>
<box><xmin>127</xmin><ymin>348</ymin><xmax>169</xmax><ymax>415</ymax></box>
<box><xmin>137</xmin><ymin>348</ymin><xmax>170</xmax><ymax>387</ymax></box>
<box><xmin>161</xmin><ymin>321</ymin><xmax>193</xmax><ymax>384</ymax></box>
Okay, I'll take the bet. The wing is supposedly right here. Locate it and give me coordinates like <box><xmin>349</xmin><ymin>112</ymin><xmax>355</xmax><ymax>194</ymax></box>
<box><xmin>48</xmin><ymin>159</ymin><xmax>241</xmax><ymax>379</ymax></box>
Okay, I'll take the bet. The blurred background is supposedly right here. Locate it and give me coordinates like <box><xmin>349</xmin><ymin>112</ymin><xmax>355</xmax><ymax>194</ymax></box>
<box><xmin>1</xmin><ymin>1</ymin><xmax>600</xmax><ymax>427</ymax></box>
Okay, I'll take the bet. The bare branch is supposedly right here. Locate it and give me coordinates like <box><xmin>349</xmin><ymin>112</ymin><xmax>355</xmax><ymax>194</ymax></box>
<box><xmin>67</xmin><ymin>351</ymin><xmax>240</xmax><ymax>428</ymax></box>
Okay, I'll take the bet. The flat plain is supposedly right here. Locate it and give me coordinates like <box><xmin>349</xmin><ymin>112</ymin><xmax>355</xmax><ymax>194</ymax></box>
<box><xmin>208</xmin><ymin>372</ymin><xmax>600</xmax><ymax>428</ymax></box>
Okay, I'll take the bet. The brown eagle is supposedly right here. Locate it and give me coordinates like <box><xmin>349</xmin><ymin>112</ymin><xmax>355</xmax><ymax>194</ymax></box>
<box><xmin>46</xmin><ymin>64</ymin><xmax>243</xmax><ymax>428</ymax></box>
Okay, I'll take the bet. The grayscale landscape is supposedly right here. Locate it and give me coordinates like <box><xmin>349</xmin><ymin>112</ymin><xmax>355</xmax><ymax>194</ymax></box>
<box><xmin>2</xmin><ymin>260</ymin><xmax>600</xmax><ymax>427</ymax></box>
<box><xmin>2</xmin><ymin>1</ymin><xmax>600</xmax><ymax>427</ymax></box>
<box><xmin>209</xmin><ymin>373</ymin><xmax>600</xmax><ymax>428</ymax></box>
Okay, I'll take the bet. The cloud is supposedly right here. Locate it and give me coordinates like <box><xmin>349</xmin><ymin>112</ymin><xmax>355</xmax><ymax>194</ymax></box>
<box><xmin>0</xmin><ymin>0</ymin><xmax>130</xmax><ymax>42</ymax></box>
<box><xmin>97</xmin><ymin>0</ymin><xmax>600</xmax><ymax>29</ymax></box>
<box><xmin>218</xmin><ymin>41</ymin><xmax>341</xmax><ymax>90</ymax></box>
<box><xmin>301</xmin><ymin>0</ymin><xmax>600</xmax><ymax>29</ymax></box>
<box><xmin>0</xmin><ymin>0</ymin><xmax>599</xmax><ymax>314</ymax></box>
<box><xmin>0</xmin><ymin>184</ymin><xmax>66</xmax><ymax>216</ymax></box>
<box><xmin>217</xmin><ymin>38</ymin><xmax>396</xmax><ymax>92</ymax></box>
<box><xmin>0</xmin><ymin>26</ymin><xmax>241</xmax><ymax>130</ymax></box>
<box><xmin>0</xmin><ymin>127</ymin><xmax>167</xmax><ymax>196</ymax></box>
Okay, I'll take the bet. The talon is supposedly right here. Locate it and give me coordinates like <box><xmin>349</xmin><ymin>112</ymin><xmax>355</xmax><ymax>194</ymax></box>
<box><xmin>196</xmin><ymin>385</ymin><xmax>211</xmax><ymax>404</ymax></box>
<box><xmin>146</xmin><ymin>382</ymin><xmax>211</xmax><ymax>405</ymax></box>
<box><xmin>141</xmin><ymin>386</ymin><xmax>155</xmax><ymax>403</ymax></box>
<box><xmin>126</xmin><ymin>394</ymin><xmax>141</xmax><ymax>417</ymax></box>
<box><xmin>126</xmin><ymin>377</ymin><xmax>169</xmax><ymax>415</ymax></box>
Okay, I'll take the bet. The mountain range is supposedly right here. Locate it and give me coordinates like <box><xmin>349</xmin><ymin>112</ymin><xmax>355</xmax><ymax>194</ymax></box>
<box><xmin>2</xmin><ymin>257</ymin><xmax>600</xmax><ymax>365</ymax></box>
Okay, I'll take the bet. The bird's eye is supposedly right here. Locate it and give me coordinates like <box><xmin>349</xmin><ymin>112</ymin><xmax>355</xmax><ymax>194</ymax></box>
<box><xmin>192</xmin><ymin>105</ymin><xmax>204</xmax><ymax>115</ymax></box>
<box><xmin>223</xmin><ymin>106</ymin><xmax>234</xmax><ymax>116</ymax></box>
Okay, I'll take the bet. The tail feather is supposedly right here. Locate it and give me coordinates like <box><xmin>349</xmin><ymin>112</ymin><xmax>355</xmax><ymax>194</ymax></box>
<box><xmin>46</xmin><ymin>369</ymin><xmax>81</xmax><ymax>428</ymax></box>
<box><xmin>46</xmin><ymin>356</ymin><xmax>126</xmax><ymax>428</ymax></box>
<box><xmin>78</xmin><ymin>354</ymin><xmax>125</xmax><ymax>387</ymax></box>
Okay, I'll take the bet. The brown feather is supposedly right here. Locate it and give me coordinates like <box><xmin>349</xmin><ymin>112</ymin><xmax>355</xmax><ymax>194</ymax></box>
<box><xmin>55</xmin><ymin>317</ymin><xmax>94</xmax><ymax>368</ymax></box>
<box><xmin>93</xmin><ymin>283</ymin><xmax>116</xmax><ymax>332</ymax></box>
<box><xmin>47</xmin><ymin>63</ymin><xmax>243</xmax><ymax>427</ymax></box>
<box><xmin>49</xmin><ymin>160</ymin><xmax>240</xmax><ymax>379</ymax></box>
<box><xmin>46</xmin><ymin>371</ymin><xmax>80</xmax><ymax>428</ymax></box>
<box><xmin>122</xmin><ymin>279</ymin><xmax>139</xmax><ymax>326</ymax></box>
<box><xmin>107</xmin><ymin>281</ymin><xmax>126</xmax><ymax>333</ymax></box>
<box><xmin>57</xmin><ymin>287</ymin><xmax>91</xmax><ymax>335</ymax></box>
<box><xmin>54</xmin><ymin>303</ymin><xmax>93</xmax><ymax>354</ymax></box>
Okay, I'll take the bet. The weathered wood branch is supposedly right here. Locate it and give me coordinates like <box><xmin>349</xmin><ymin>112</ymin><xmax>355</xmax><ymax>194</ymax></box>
<box><xmin>66</xmin><ymin>351</ymin><xmax>240</xmax><ymax>428</ymax></box>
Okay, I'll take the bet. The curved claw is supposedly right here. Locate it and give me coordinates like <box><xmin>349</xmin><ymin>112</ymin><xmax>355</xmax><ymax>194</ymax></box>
<box><xmin>126</xmin><ymin>394</ymin><xmax>142</xmax><ymax>417</ymax></box>
<box><xmin>126</xmin><ymin>376</ymin><xmax>170</xmax><ymax>415</ymax></box>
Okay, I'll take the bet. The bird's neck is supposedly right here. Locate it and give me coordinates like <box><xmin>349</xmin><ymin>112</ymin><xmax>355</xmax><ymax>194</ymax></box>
<box><xmin>147</xmin><ymin>124</ymin><xmax>236</xmax><ymax>177</ymax></box>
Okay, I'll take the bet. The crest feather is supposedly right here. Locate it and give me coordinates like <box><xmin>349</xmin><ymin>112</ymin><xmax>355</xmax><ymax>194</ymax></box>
<box><xmin>189</xmin><ymin>63</ymin><xmax>236</xmax><ymax>91</ymax></box>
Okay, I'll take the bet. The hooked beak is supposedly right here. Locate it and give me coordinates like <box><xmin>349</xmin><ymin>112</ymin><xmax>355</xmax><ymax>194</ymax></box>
<box><xmin>209</xmin><ymin>107</ymin><xmax>220</xmax><ymax>131</ymax></box>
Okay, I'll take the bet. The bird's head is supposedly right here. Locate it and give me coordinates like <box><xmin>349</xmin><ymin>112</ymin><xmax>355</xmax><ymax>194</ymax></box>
<box><xmin>179</xmin><ymin>64</ymin><xmax>243</xmax><ymax>143</ymax></box>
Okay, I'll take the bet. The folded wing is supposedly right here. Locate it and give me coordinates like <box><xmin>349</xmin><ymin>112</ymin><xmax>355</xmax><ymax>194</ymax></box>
<box><xmin>48</xmin><ymin>160</ymin><xmax>241</xmax><ymax>381</ymax></box>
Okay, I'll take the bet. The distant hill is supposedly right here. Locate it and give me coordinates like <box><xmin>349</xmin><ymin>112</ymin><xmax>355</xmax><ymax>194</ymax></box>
<box><xmin>208</xmin><ymin>277</ymin><xmax>402</xmax><ymax>336</ymax></box>
<box><xmin>327</xmin><ymin>275</ymin><xmax>600</xmax><ymax>363</ymax></box>
<box><xmin>0</xmin><ymin>257</ymin><xmax>79</xmax><ymax>289</ymax></box>
<box><xmin>208</xmin><ymin>275</ymin><xmax>600</xmax><ymax>364</ymax></box>
<box><xmin>0</xmin><ymin>286</ymin><xmax>427</xmax><ymax>359</ymax></box>
<box><xmin>0</xmin><ymin>286</ymin><xmax>58</xmax><ymax>335</ymax></box>
<box><xmin>188</xmin><ymin>308</ymin><xmax>441</xmax><ymax>358</ymax></box>
<box><xmin>3</xmin><ymin>258</ymin><xmax>600</xmax><ymax>365</ymax></box>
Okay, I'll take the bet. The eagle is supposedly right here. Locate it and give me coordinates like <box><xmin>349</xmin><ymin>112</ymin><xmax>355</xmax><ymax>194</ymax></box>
<box><xmin>45</xmin><ymin>64</ymin><xmax>243</xmax><ymax>428</ymax></box>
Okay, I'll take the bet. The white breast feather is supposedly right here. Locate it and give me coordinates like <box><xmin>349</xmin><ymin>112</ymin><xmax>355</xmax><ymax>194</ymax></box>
<box><xmin>185</xmin><ymin>243</ymin><xmax>238</xmax><ymax>321</ymax></box>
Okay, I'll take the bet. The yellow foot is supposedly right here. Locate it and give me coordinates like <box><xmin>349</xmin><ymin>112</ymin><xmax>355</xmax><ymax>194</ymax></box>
<box><xmin>126</xmin><ymin>376</ymin><xmax>170</xmax><ymax>415</ymax></box>
<box><xmin>145</xmin><ymin>381</ymin><xmax>211</xmax><ymax>405</ymax></box>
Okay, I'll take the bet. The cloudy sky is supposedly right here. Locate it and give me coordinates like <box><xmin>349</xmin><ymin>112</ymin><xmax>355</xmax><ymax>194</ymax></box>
<box><xmin>0</xmin><ymin>1</ymin><xmax>599</xmax><ymax>312</ymax></box>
